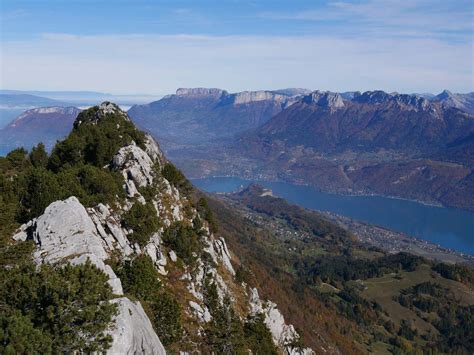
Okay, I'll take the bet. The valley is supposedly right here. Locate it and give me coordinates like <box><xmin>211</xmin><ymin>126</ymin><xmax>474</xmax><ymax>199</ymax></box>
<box><xmin>194</xmin><ymin>177</ymin><xmax>474</xmax><ymax>263</ymax></box>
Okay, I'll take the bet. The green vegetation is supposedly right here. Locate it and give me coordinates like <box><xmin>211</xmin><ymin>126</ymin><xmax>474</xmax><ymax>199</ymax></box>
<box><xmin>244</xmin><ymin>314</ymin><xmax>278</xmax><ymax>355</ymax></box>
<box><xmin>205</xmin><ymin>290</ymin><xmax>246</xmax><ymax>354</ymax></box>
<box><xmin>150</xmin><ymin>292</ymin><xmax>183</xmax><ymax>346</ymax></box>
<box><xmin>0</xmin><ymin>105</ymin><xmax>163</xmax><ymax>352</ymax></box>
<box><xmin>203</xmin><ymin>277</ymin><xmax>278</xmax><ymax>354</ymax></box>
<box><xmin>29</xmin><ymin>142</ymin><xmax>48</xmax><ymax>168</ymax></box>
<box><xmin>396</xmin><ymin>281</ymin><xmax>474</xmax><ymax>352</ymax></box>
<box><xmin>113</xmin><ymin>254</ymin><xmax>184</xmax><ymax>347</ymax></box>
<box><xmin>235</xmin><ymin>264</ymin><xmax>253</xmax><ymax>284</ymax></box>
<box><xmin>122</xmin><ymin>202</ymin><xmax>160</xmax><ymax>247</ymax></box>
<box><xmin>0</xmin><ymin>250</ymin><xmax>117</xmax><ymax>354</ymax></box>
<box><xmin>162</xmin><ymin>221</ymin><xmax>202</xmax><ymax>264</ymax></box>
<box><xmin>116</xmin><ymin>254</ymin><xmax>162</xmax><ymax>301</ymax></box>
<box><xmin>49</xmin><ymin>104</ymin><xmax>146</xmax><ymax>171</ymax></box>
<box><xmin>298</xmin><ymin>253</ymin><xmax>423</xmax><ymax>285</ymax></box>
<box><xmin>0</xmin><ymin>105</ymin><xmax>147</xmax><ymax>246</ymax></box>
<box><xmin>197</xmin><ymin>197</ymin><xmax>218</xmax><ymax>233</ymax></box>
<box><xmin>162</xmin><ymin>162</ymin><xmax>193</xmax><ymax>196</ymax></box>
<box><xmin>432</xmin><ymin>262</ymin><xmax>474</xmax><ymax>285</ymax></box>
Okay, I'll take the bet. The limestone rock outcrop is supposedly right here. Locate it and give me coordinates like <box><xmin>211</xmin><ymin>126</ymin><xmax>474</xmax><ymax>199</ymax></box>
<box><xmin>13</xmin><ymin>196</ymin><xmax>166</xmax><ymax>354</ymax></box>
<box><xmin>249</xmin><ymin>288</ymin><xmax>314</xmax><ymax>355</ymax></box>
<box><xmin>302</xmin><ymin>90</ymin><xmax>345</xmax><ymax>110</ymax></box>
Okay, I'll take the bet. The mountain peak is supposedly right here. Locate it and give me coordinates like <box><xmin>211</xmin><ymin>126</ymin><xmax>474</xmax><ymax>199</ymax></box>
<box><xmin>438</xmin><ymin>89</ymin><xmax>454</xmax><ymax>99</ymax></box>
<box><xmin>302</xmin><ymin>90</ymin><xmax>345</xmax><ymax>109</ymax></box>
<box><xmin>74</xmin><ymin>101</ymin><xmax>128</xmax><ymax>128</ymax></box>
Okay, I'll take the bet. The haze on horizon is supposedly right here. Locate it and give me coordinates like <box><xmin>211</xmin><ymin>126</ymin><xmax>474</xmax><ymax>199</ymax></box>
<box><xmin>1</xmin><ymin>0</ymin><xmax>473</xmax><ymax>95</ymax></box>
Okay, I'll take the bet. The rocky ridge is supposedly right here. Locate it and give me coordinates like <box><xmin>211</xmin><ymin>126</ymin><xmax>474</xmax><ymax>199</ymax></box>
<box><xmin>176</xmin><ymin>87</ymin><xmax>300</xmax><ymax>107</ymax></box>
<box><xmin>432</xmin><ymin>90</ymin><xmax>474</xmax><ymax>114</ymax></box>
<box><xmin>10</xmin><ymin>103</ymin><xmax>313</xmax><ymax>354</ymax></box>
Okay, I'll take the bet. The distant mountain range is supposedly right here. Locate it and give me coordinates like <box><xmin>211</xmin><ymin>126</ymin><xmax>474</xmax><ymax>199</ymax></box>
<box><xmin>0</xmin><ymin>90</ymin><xmax>161</xmax><ymax>129</ymax></box>
<box><xmin>161</xmin><ymin>89</ymin><xmax>474</xmax><ymax>210</ymax></box>
<box><xmin>1</xmin><ymin>87</ymin><xmax>473</xmax><ymax>209</ymax></box>
<box><xmin>227</xmin><ymin>91</ymin><xmax>474</xmax><ymax>209</ymax></box>
<box><xmin>243</xmin><ymin>90</ymin><xmax>472</xmax><ymax>159</ymax></box>
<box><xmin>0</xmin><ymin>106</ymin><xmax>81</xmax><ymax>155</ymax></box>
<box><xmin>0</xmin><ymin>93</ymin><xmax>74</xmax><ymax>128</ymax></box>
<box><xmin>128</xmin><ymin>88</ymin><xmax>309</xmax><ymax>145</ymax></box>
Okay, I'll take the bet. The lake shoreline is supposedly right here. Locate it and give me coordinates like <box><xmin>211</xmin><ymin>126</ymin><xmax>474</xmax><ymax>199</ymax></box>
<box><xmin>192</xmin><ymin>176</ymin><xmax>474</xmax><ymax>258</ymax></box>
<box><xmin>190</xmin><ymin>174</ymin><xmax>449</xmax><ymax>210</ymax></box>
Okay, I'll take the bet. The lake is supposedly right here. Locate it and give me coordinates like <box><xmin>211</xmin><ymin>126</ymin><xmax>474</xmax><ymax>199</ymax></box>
<box><xmin>192</xmin><ymin>177</ymin><xmax>474</xmax><ymax>256</ymax></box>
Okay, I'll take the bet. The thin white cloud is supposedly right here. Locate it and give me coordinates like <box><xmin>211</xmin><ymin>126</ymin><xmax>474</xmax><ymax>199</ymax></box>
<box><xmin>260</xmin><ymin>0</ymin><xmax>473</xmax><ymax>41</ymax></box>
<box><xmin>1</xmin><ymin>33</ymin><xmax>472</xmax><ymax>94</ymax></box>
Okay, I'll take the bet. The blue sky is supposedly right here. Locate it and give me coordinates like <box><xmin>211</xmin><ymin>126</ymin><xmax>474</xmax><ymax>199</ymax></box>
<box><xmin>1</xmin><ymin>0</ymin><xmax>473</xmax><ymax>94</ymax></box>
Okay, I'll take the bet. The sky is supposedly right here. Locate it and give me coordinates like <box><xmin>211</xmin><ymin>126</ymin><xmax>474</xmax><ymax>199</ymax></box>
<box><xmin>0</xmin><ymin>0</ymin><xmax>473</xmax><ymax>95</ymax></box>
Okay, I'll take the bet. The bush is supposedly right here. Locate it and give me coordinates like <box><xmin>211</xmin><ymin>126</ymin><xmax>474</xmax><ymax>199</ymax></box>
<box><xmin>433</xmin><ymin>263</ymin><xmax>474</xmax><ymax>285</ymax></box>
<box><xmin>63</xmin><ymin>164</ymin><xmax>124</xmax><ymax>205</ymax></box>
<box><xmin>6</xmin><ymin>148</ymin><xmax>30</xmax><ymax>171</ymax></box>
<box><xmin>20</xmin><ymin>167</ymin><xmax>62</xmax><ymax>222</ymax></box>
<box><xmin>197</xmin><ymin>197</ymin><xmax>218</xmax><ymax>233</ymax></box>
<box><xmin>115</xmin><ymin>254</ymin><xmax>161</xmax><ymax>301</ymax></box>
<box><xmin>235</xmin><ymin>264</ymin><xmax>252</xmax><ymax>284</ymax></box>
<box><xmin>244</xmin><ymin>314</ymin><xmax>278</xmax><ymax>355</ymax></box>
<box><xmin>162</xmin><ymin>163</ymin><xmax>193</xmax><ymax>195</ymax></box>
<box><xmin>29</xmin><ymin>143</ymin><xmax>49</xmax><ymax>168</ymax></box>
<box><xmin>206</xmin><ymin>295</ymin><xmax>246</xmax><ymax>354</ymax></box>
<box><xmin>0</xmin><ymin>312</ymin><xmax>52</xmax><ymax>354</ymax></box>
<box><xmin>150</xmin><ymin>292</ymin><xmax>183</xmax><ymax>346</ymax></box>
<box><xmin>122</xmin><ymin>202</ymin><xmax>160</xmax><ymax>247</ymax></box>
<box><xmin>162</xmin><ymin>221</ymin><xmax>201</xmax><ymax>264</ymax></box>
<box><xmin>0</xmin><ymin>256</ymin><xmax>117</xmax><ymax>353</ymax></box>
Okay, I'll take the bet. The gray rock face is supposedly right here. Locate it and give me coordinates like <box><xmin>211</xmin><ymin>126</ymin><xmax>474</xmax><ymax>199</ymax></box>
<box><xmin>206</xmin><ymin>237</ymin><xmax>235</xmax><ymax>275</ymax></box>
<box><xmin>189</xmin><ymin>300</ymin><xmax>212</xmax><ymax>323</ymax></box>
<box><xmin>108</xmin><ymin>298</ymin><xmax>166</xmax><ymax>355</ymax></box>
<box><xmin>229</xmin><ymin>91</ymin><xmax>290</xmax><ymax>105</ymax></box>
<box><xmin>112</xmin><ymin>142</ymin><xmax>156</xmax><ymax>189</ymax></box>
<box><xmin>144</xmin><ymin>133</ymin><xmax>165</xmax><ymax>165</ymax></box>
<box><xmin>176</xmin><ymin>87</ymin><xmax>228</xmax><ymax>98</ymax></box>
<box><xmin>14</xmin><ymin>197</ymin><xmax>123</xmax><ymax>295</ymax></box>
<box><xmin>302</xmin><ymin>91</ymin><xmax>345</xmax><ymax>110</ymax></box>
<box><xmin>13</xmin><ymin>197</ymin><xmax>165</xmax><ymax>354</ymax></box>
<box><xmin>111</xmin><ymin>135</ymin><xmax>165</xmax><ymax>201</ymax></box>
<box><xmin>176</xmin><ymin>88</ymin><xmax>299</xmax><ymax>107</ymax></box>
<box><xmin>249</xmin><ymin>288</ymin><xmax>314</xmax><ymax>355</ymax></box>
